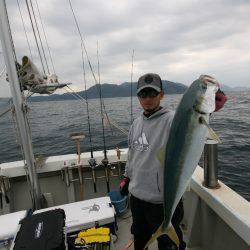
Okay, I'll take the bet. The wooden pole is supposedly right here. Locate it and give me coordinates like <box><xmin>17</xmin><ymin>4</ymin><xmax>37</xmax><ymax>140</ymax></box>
<box><xmin>70</xmin><ymin>132</ymin><xmax>85</xmax><ymax>200</ymax></box>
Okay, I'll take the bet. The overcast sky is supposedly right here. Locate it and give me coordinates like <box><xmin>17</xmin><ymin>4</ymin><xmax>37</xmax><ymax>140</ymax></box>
<box><xmin>0</xmin><ymin>0</ymin><xmax>250</xmax><ymax>97</ymax></box>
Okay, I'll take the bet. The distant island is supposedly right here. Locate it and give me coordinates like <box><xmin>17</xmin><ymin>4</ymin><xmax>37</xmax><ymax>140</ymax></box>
<box><xmin>28</xmin><ymin>80</ymin><xmax>188</xmax><ymax>102</ymax></box>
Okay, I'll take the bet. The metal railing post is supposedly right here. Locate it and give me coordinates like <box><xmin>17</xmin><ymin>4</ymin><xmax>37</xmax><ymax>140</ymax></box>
<box><xmin>203</xmin><ymin>139</ymin><xmax>220</xmax><ymax>189</ymax></box>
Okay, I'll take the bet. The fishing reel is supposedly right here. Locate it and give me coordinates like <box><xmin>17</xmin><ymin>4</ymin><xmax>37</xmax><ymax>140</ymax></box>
<box><xmin>88</xmin><ymin>158</ymin><xmax>98</xmax><ymax>193</ymax></box>
<box><xmin>88</xmin><ymin>158</ymin><xmax>97</xmax><ymax>168</ymax></box>
<box><xmin>101</xmin><ymin>158</ymin><xmax>109</xmax><ymax>166</ymax></box>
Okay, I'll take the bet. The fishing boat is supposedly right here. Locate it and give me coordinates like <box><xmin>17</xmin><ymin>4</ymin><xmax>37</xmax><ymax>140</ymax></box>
<box><xmin>0</xmin><ymin>1</ymin><xmax>249</xmax><ymax>249</ymax></box>
<box><xmin>0</xmin><ymin>150</ymin><xmax>249</xmax><ymax>250</ymax></box>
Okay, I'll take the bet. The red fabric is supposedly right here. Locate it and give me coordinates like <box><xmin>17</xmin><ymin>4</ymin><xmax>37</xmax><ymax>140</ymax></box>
<box><xmin>120</xmin><ymin>177</ymin><xmax>130</xmax><ymax>189</ymax></box>
<box><xmin>215</xmin><ymin>90</ymin><xmax>227</xmax><ymax>112</ymax></box>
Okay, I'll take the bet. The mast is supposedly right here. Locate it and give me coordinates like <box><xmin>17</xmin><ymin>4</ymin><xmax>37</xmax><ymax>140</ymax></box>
<box><xmin>0</xmin><ymin>0</ymin><xmax>42</xmax><ymax>209</ymax></box>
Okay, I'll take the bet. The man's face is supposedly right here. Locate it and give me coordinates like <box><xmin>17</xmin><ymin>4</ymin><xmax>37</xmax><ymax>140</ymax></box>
<box><xmin>137</xmin><ymin>88</ymin><xmax>164</xmax><ymax>114</ymax></box>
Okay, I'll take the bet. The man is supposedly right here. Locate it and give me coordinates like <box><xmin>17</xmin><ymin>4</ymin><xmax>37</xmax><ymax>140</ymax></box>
<box><xmin>120</xmin><ymin>73</ymin><xmax>227</xmax><ymax>250</ymax></box>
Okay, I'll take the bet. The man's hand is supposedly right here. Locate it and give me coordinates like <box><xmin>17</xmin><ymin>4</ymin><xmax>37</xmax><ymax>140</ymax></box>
<box><xmin>199</xmin><ymin>75</ymin><xmax>227</xmax><ymax>112</ymax></box>
<box><xmin>120</xmin><ymin>176</ymin><xmax>130</xmax><ymax>196</ymax></box>
<box><xmin>215</xmin><ymin>89</ymin><xmax>227</xmax><ymax>112</ymax></box>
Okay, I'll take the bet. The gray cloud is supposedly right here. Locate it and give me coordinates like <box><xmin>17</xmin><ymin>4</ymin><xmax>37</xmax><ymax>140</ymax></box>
<box><xmin>1</xmin><ymin>0</ymin><xmax>250</xmax><ymax>97</ymax></box>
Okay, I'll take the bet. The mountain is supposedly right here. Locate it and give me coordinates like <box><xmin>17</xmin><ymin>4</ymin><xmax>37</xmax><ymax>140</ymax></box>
<box><xmin>220</xmin><ymin>85</ymin><xmax>250</xmax><ymax>92</ymax></box>
<box><xmin>28</xmin><ymin>80</ymin><xmax>188</xmax><ymax>102</ymax></box>
<box><xmin>2</xmin><ymin>82</ymin><xmax>247</xmax><ymax>102</ymax></box>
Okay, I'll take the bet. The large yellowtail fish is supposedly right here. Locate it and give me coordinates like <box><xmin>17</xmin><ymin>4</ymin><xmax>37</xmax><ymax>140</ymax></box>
<box><xmin>144</xmin><ymin>75</ymin><xmax>220</xmax><ymax>249</ymax></box>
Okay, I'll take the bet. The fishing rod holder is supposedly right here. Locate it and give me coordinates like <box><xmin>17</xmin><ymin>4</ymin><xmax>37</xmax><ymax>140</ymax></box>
<box><xmin>61</xmin><ymin>161</ymin><xmax>98</xmax><ymax>187</ymax></box>
<box><xmin>60</xmin><ymin>161</ymin><xmax>126</xmax><ymax>191</ymax></box>
<box><xmin>203</xmin><ymin>139</ymin><xmax>220</xmax><ymax>189</ymax></box>
<box><xmin>61</xmin><ymin>166</ymin><xmax>70</xmax><ymax>187</ymax></box>
<box><xmin>0</xmin><ymin>176</ymin><xmax>11</xmax><ymax>192</ymax></box>
<box><xmin>61</xmin><ymin>163</ymin><xmax>85</xmax><ymax>187</ymax></box>
<box><xmin>0</xmin><ymin>175</ymin><xmax>11</xmax><ymax>208</ymax></box>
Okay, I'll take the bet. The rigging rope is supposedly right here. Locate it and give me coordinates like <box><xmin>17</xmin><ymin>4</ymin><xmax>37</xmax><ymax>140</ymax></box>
<box><xmin>25</xmin><ymin>0</ymin><xmax>46</xmax><ymax>75</ymax></box>
<box><xmin>0</xmin><ymin>107</ymin><xmax>11</xmax><ymax>119</ymax></box>
<box><xmin>34</xmin><ymin>0</ymin><xmax>56</xmax><ymax>74</ymax></box>
<box><xmin>0</xmin><ymin>97</ymin><xmax>15</xmax><ymax>120</ymax></box>
<box><xmin>28</xmin><ymin>0</ymin><xmax>50</xmax><ymax>74</ymax></box>
<box><xmin>3</xmin><ymin>0</ymin><xmax>17</xmax><ymax>63</ymax></box>
<box><xmin>16</xmin><ymin>0</ymin><xmax>34</xmax><ymax>61</ymax></box>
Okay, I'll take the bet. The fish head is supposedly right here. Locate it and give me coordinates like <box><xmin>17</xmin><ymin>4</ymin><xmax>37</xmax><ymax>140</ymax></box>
<box><xmin>194</xmin><ymin>75</ymin><xmax>219</xmax><ymax>114</ymax></box>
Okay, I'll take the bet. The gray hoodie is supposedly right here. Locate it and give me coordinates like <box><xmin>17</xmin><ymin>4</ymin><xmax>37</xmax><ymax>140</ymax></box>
<box><xmin>125</xmin><ymin>107</ymin><xmax>175</xmax><ymax>203</ymax></box>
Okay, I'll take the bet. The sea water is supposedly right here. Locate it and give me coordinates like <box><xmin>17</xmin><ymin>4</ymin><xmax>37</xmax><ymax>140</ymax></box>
<box><xmin>0</xmin><ymin>92</ymin><xmax>249</xmax><ymax>200</ymax></box>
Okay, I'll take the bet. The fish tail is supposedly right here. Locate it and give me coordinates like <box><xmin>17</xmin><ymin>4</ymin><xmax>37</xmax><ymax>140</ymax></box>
<box><xmin>143</xmin><ymin>222</ymin><xmax>179</xmax><ymax>249</ymax></box>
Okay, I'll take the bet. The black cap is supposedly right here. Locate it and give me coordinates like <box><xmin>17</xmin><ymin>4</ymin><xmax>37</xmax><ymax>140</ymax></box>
<box><xmin>137</xmin><ymin>73</ymin><xmax>162</xmax><ymax>94</ymax></box>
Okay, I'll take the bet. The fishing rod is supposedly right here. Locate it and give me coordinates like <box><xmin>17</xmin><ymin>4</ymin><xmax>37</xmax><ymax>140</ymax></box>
<box><xmin>97</xmin><ymin>41</ymin><xmax>110</xmax><ymax>193</ymax></box>
<box><xmin>68</xmin><ymin>0</ymin><xmax>129</xmax><ymax>192</ymax></box>
<box><xmin>64</xmin><ymin>86</ymin><xmax>129</xmax><ymax>135</ymax></box>
<box><xmin>67</xmin><ymin>0</ymin><xmax>114</xmax><ymax>133</ymax></box>
<box><xmin>130</xmin><ymin>49</ymin><xmax>134</xmax><ymax>125</ymax></box>
<box><xmin>82</xmin><ymin>54</ymin><xmax>97</xmax><ymax>193</ymax></box>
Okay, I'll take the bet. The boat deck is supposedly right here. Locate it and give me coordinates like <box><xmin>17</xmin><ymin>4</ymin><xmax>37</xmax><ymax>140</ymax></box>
<box><xmin>114</xmin><ymin>211</ymin><xmax>201</xmax><ymax>250</ymax></box>
<box><xmin>0</xmin><ymin>153</ymin><xmax>249</xmax><ymax>250</ymax></box>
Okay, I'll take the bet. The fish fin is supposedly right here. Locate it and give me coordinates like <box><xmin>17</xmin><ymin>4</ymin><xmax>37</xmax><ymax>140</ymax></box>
<box><xmin>156</xmin><ymin>147</ymin><xmax>165</xmax><ymax>167</ymax></box>
<box><xmin>199</xmin><ymin>116</ymin><xmax>221</xmax><ymax>143</ymax></box>
<box><xmin>208</xmin><ymin>128</ymin><xmax>221</xmax><ymax>143</ymax></box>
<box><xmin>144</xmin><ymin>223</ymin><xmax>179</xmax><ymax>249</ymax></box>
<box><xmin>167</xmin><ymin>222</ymin><xmax>180</xmax><ymax>246</ymax></box>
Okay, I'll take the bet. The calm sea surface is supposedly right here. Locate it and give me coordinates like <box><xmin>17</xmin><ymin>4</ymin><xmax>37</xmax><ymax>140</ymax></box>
<box><xmin>0</xmin><ymin>92</ymin><xmax>249</xmax><ymax>201</ymax></box>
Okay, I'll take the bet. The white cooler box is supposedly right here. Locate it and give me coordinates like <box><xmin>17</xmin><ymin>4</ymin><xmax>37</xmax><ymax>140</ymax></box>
<box><xmin>1</xmin><ymin>197</ymin><xmax>115</xmax><ymax>250</ymax></box>
<box><xmin>0</xmin><ymin>210</ymin><xmax>27</xmax><ymax>249</ymax></box>
<box><xmin>34</xmin><ymin>196</ymin><xmax>116</xmax><ymax>233</ymax></box>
